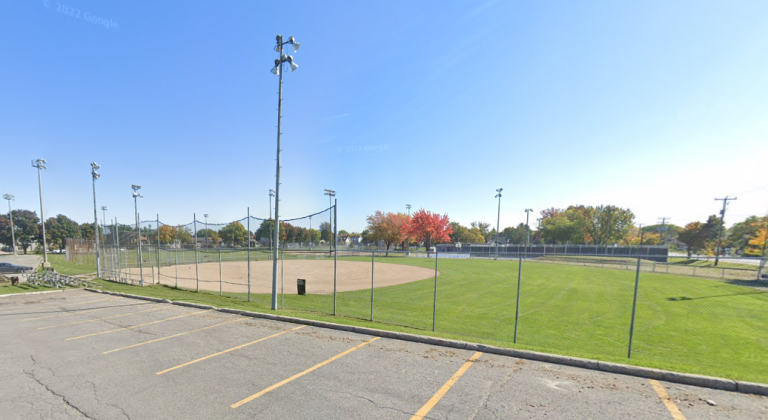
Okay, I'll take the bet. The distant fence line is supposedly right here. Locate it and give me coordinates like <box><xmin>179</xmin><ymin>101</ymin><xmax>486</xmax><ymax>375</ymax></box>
<box><xmin>436</xmin><ymin>243</ymin><xmax>670</xmax><ymax>262</ymax></box>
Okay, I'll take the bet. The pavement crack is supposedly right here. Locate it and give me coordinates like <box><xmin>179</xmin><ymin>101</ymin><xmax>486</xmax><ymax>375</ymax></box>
<box><xmin>342</xmin><ymin>392</ymin><xmax>413</xmax><ymax>416</ymax></box>
<box><xmin>23</xmin><ymin>369</ymin><xmax>95</xmax><ymax>419</ymax></box>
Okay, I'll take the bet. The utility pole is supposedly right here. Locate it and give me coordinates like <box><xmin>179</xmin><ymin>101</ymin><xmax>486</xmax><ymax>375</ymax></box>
<box><xmin>657</xmin><ymin>217</ymin><xmax>670</xmax><ymax>246</ymax></box>
<box><xmin>638</xmin><ymin>223</ymin><xmax>645</xmax><ymax>246</ymax></box>
<box><xmin>714</xmin><ymin>196</ymin><xmax>737</xmax><ymax>266</ymax></box>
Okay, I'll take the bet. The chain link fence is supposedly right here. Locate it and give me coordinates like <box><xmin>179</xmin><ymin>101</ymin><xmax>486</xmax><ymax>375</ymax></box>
<box><xmin>67</xmin><ymin>220</ymin><xmax>768</xmax><ymax>381</ymax></box>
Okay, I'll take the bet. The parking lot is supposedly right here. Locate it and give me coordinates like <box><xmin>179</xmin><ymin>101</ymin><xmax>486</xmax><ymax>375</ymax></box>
<box><xmin>1</xmin><ymin>290</ymin><xmax>766</xmax><ymax>419</ymax></box>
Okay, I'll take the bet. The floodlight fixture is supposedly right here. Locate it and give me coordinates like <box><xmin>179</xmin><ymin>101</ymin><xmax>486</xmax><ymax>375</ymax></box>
<box><xmin>288</xmin><ymin>36</ymin><xmax>300</xmax><ymax>52</ymax></box>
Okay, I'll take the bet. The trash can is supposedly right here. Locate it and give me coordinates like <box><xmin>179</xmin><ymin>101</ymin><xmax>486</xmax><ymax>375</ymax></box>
<box><xmin>297</xmin><ymin>279</ymin><xmax>306</xmax><ymax>295</ymax></box>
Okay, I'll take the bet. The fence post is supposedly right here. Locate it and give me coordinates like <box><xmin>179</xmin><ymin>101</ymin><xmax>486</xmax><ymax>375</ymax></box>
<box><xmin>371</xmin><ymin>250</ymin><xmax>375</xmax><ymax>321</ymax></box>
<box><xmin>175</xmin><ymin>247</ymin><xmax>178</xmax><ymax>288</ymax></box>
<box><xmin>194</xmin><ymin>214</ymin><xmax>199</xmax><ymax>292</ymax></box>
<box><xmin>514</xmin><ymin>251</ymin><xmax>523</xmax><ymax>343</ymax></box>
<box><xmin>138</xmin><ymin>213</ymin><xmax>144</xmax><ymax>286</ymax></box>
<box><xmin>432</xmin><ymin>249</ymin><xmax>438</xmax><ymax>332</ymax></box>
<box><xmin>219</xmin><ymin>247</ymin><xmax>222</xmax><ymax>296</ymax></box>
<box><xmin>247</xmin><ymin>207</ymin><xmax>251</xmax><ymax>302</ymax></box>
<box><xmin>333</xmin><ymin>199</ymin><xmax>338</xmax><ymax>315</ymax></box>
<box><xmin>281</xmin><ymin>248</ymin><xmax>284</xmax><ymax>309</ymax></box>
<box><xmin>115</xmin><ymin>218</ymin><xmax>121</xmax><ymax>283</ymax></box>
<box><xmin>627</xmin><ymin>258</ymin><xmax>642</xmax><ymax>358</ymax></box>
<box><xmin>156</xmin><ymin>215</ymin><xmax>161</xmax><ymax>283</ymax></box>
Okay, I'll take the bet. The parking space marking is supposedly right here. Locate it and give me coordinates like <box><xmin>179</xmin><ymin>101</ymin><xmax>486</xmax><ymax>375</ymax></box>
<box><xmin>65</xmin><ymin>309</ymin><xmax>212</xmax><ymax>341</ymax></box>
<box><xmin>0</xmin><ymin>297</ymin><xmax>115</xmax><ymax>314</ymax></box>
<box><xmin>410</xmin><ymin>351</ymin><xmax>483</xmax><ymax>420</ymax></box>
<box><xmin>156</xmin><ymin>325</ymin><xmax>306</xmax><ymax>375</ymax></box>
<box><xmin>103</xmin><ymin>318</ymin><xmax>246</xmax><ymax>355</ymax></box>
<box><xmin>36</xmin><ymin>307</ymin><xmax>166</xmax><ymax>330</ymax></box>
<box><xmin>230</xmin><ymin>336</ymin><xmax>381</xmax><ymax>409</ymax></box>
<box><xmin>649</xmin><ymin>380</ymin><xmax>687</xmax><ymax>420</ymax></box>
<box><xmin>21</xmin><ymin>302</ymin><xmax>148</xmax><ymax>321</ymax></box>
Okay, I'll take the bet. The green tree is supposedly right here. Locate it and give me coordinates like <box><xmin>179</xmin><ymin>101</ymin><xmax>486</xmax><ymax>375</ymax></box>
<box><xmin>196</xmin><ymin>228</ymin><xmax>220</xmax><ymax>247</ymax></box>
<box><xmin>45</xmin><ymin>215</ymin><xmax>81</xmax><ymax>252</ymax></box>
<box><xmin>470</xmin><ymin>221</ymin><xmax>491</xmax><ymax>243</ymax></box>
<box><xmin>219</xmin><ymin>221</ymin><xmax>249</xmax><ymax>247</ymax></box>
<box><xmin>319</xmin><ymin>221</ymin><xmax>332</xmax><ymax>242</ymax></box>
<box><xmin>10</xmin><ymin>210</ymin><xmax>41</xmax><ymax>254</ymax></box>
<box><xmin>309</xmin><ymin>228</ymin><xmax>321</xmax><ymax>245</ymax></box>
<box><xmin>503</xmin><ymin>223</ymin><xmax>529</xmax><ymax>244</ymax></box>
<box><xmin>725</xmin><ymin>216</ymin><xmax>763</xmax><ymax>254</ymax></box>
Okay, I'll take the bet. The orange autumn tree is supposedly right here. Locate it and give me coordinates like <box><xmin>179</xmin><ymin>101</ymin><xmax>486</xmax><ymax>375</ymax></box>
<box><xmin>366</xmin><ymin>211</ymin><xmax>409</xmax><ymax>256</ymax></box>
<box><xmin>405</xmin><ymin>209</ymin><xmax>453</xmax><ymax>255</ymax></box>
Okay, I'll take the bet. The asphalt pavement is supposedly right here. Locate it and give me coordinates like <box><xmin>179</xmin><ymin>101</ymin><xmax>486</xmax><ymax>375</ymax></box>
<box><xmin>1</xmin><ymin>289</ymin><xmax>766</xmax><ymax>419</ymax></box>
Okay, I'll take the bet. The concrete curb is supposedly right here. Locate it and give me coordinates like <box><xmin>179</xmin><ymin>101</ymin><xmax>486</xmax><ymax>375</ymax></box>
<box><xmin>0</xmin><ymin>289</ymin><xmax>63</xmax><ymax>298</ymax></box>
<box><xmin>81</xmin><ymin>288</ymin><xmax>767</xmax><ymax>396</ymax></box>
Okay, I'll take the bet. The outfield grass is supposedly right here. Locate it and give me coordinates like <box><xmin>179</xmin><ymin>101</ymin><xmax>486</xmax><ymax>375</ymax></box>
<box><xmin>46</xmin><ymin>254</ymin><xmax>97</xmax><ymax>276</ymax></box>
<box><xmin>88</xmin><ymin>256</ymin><xmax>768</xmax><ymax>383</ymax></box>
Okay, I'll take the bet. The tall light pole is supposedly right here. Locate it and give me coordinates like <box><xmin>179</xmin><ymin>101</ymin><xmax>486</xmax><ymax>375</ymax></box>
<box><xmin>132</xmin><ymin>184</ymin><xmax>143</xmax><ymax>286</ymax></box>
<box><xmin>537</xmin><ymin>218</ymin><xmax>543</xmax><ymax>245</ymax></box>
<box><xmin>405</xmin><ymin>204</ymin><xmax>412</xmax><ymax>250</ymax></box>
<box><xmin>3</xmin><ymin>194</ymin><xmax>16</xmax><ymax>255</ymax></box>
<box><xmin>204</xmin><ymin>214</ymin><xmax>209</xmax><ymax>246</ymax></box>
<box><xmin>495</xmin><ymin>188</ymin><xmax>503</xmax><ymax>260</ymax></box>
<box><xmin>524</xmin><ymin>209</ymin><xmax>533</xmax><ymax>253</ymax></box>
<box><xmin>31</xmin><ymin>159</ymin><xmax>48</xmax><ymax>265</ymax></box>
<box><xmin>270</xmin><ymin>33</ymin><xmax>301</xmax><ymax>310</ymax></box>
<box><xmin>324</xmin><ymin>189</ymin><xmax>335</xmax><ymax>255</ymax></box>
<box><xmin>269</xmin><ymin>189</ymin><xmax>275</xmax><ymax>219</ymax></box>
<box><xmin>91</xmin><ymin>162</ymin><xmax>102</xmax><ymax>278</ymax></box>
<box><xmin>714</xmin><ymin>196</ymin><xmax>737</xmax><ymax>266</ymax></box>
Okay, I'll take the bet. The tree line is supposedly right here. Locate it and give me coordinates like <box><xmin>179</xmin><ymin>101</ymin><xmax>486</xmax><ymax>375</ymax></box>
<box><xmin>2</xmin><ymin>206</ymin><xmax>766</xmax><ymax>257</ymax></box>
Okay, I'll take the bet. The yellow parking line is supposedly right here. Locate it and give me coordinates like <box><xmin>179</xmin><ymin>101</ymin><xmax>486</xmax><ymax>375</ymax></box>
<box><xmin>1</xmin><ymin>297</ymin><xmax>115</xmax><ymax>314</ymax></box>
<box><xmin>104</xmin><ymin>318</ymin><xmax>246</xmax><ymax>354</ymax></box>
<box><xmin>65</xmin><ymin>309</ymin><xmax>211</xmax><ymax>341</ymax></box>
<box><xmin>37</xmin><ymin>307</ymin><xmax>166</xmax><ymax>330</ymax></box>
<box><xmin>157</xmin><ymin>325</ymin><xmax>306</xmax><ymax>375</ymax></box>
<box><xmin>21</xmin><ymin>302</ymin><xmax>146</xmax><ymax>321</ymax></box>
<box><xmin>411</xmin><ymin>352</ymin><xmax>482</xmax><ymax>420</ymax></box>
<box><xmin>649</xmin><ymin>380</ymin><xmax>686</xmax><ymax>420</ymax></box>
<box><xmin>231</xmin><ymin>336</ymin><xmax>380</xmax><ymax>409</ymax></box>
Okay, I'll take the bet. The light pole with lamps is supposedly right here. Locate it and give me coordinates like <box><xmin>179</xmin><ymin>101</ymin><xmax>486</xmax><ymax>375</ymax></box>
<box><xmin>405</xmin><ymin>204</ymin><xmax>411</xmax><ymax>250</ymax></box>
<box><xmin>324</xmin><ymin>189</ymin><xmax>335</xmax><ymax>255</ymax></box>
<box><xmin>3</xmin><ymin>194</ymin><xmax>16</xmax><ymax>255</ymax></box>
<box><xmin>132</xmin><ymin>185</ymin><xmax>144</xmax><ymax>286</ymax></box>
<box><xmin>204</xmin><ymin>214</ymin><xmax>209</xmax><ymax>246</ymax></box>
<box><xmin>91</xmin><ymin>163</ymin><xmax>102</xmax><ymax>278</ymax></box>
<box><xmin>270</xmin><ymin>34</ymin><xmax>301</xmax><ymax>310</ymax></box>
<box><xmin>31</xmin><ymin>159</ymin><xmax>49</xmax><ymax>266</ymax></box>
<box><xmin>495</xmin><ymin>188</ymin><xmax>503</xmax><ymax>260</ymax></box>
<box><xmin>524</xmin><ymin>209</ymin><xmax>533</xmax><ymax>254</ymax></box>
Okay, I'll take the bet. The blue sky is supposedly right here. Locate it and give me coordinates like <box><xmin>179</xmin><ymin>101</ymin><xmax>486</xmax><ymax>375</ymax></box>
<box><xmin>2</xmin><ymin>0</ymin><xmax>767</xmax><ymax>233</ymax></box>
